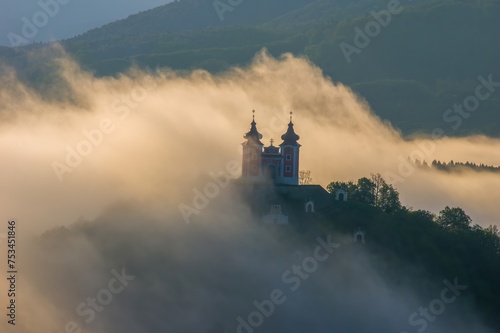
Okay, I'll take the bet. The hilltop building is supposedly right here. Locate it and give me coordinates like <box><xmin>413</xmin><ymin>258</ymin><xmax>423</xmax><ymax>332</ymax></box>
<box><xmin>241</xmin><ymin>111</ymin><xmax>301</xmax><ymax>185</ymax></box>
<box><xmin>235</xmin><ymin>111</ymin><xmax>343</xmax><ymax>227</ymax></box>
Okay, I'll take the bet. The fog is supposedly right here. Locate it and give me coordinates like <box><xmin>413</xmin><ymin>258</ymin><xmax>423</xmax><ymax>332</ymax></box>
<box><xmin>8</xmin><ymin>201</ymin><xmax>493</xmax><ymax>333</ymax></box>
<box><xmin>0</xmin><ymin>48</ymin><xmax>498</xmax><ymax>333</ymax></box>
<box><xmin>0</xmin><ymin>48</ymin><xmax>498</xmax><ymax>234</ymax></box>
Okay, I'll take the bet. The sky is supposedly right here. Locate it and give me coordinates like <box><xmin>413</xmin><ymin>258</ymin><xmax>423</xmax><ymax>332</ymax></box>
<box><xmin>0</xmin><ymin>46</ymin><xmax>499</xmax><ymax>333</ymax></box>
<box><xmin>0</xmin><ymin>0</ymin><xmax>172</xmax><ymax>46</ymax></box>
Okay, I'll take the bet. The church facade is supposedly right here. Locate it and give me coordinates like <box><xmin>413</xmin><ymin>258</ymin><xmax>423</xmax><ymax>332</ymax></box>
<box><xmin>236</xmin><ymin>112</ymin><xmax>337</xmax><ymax>228</ymax></box>
<box><xmin>241</xmin><ymin>112</ymin><xmax>301</xmax><ymax>185</ymax></box>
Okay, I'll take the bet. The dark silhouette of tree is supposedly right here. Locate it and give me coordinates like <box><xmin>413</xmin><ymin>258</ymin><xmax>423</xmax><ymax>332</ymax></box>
<box><xmin>354</xmin><ymin>177</ymin><xmax>376</xmax><ymax>205</ymax></box>
<box><xmin>299</xmin><ymin>170</ymin><xmax>313</xmax><ymax>185</ymax></box>
<box><xmin>437</xmin><ymin>206</ymin><xmax>472</xmax><ymax>229</ymax></box>
<box><xmin>326</xmin><ymin>180</ymin><xmax>355</xmax><ymax>194</ymax></box>
<box><xmin>371</xmin><ymin>173</ymin><xmax>385</xmax><ymax>207</ymax></box>
<box><xmin>327</xmin><ymin>174</ymin><xmax>401</xmax><ymax>213</ymax></box>
<box><xmin>486</xmin><ymin>225</ymin><xmax>499</xmax><ymax>237</ymax></box>
<box><xmin>378</xmin><ymin>182</ymin><xmax>402</xmax><ymax>213</ymax></box>
<box><xmin>370</xmin><ymin>173</ymin><xmax>402</xmax><ymax>213</ymax></box>
<box><xmin>410</xmin><ymin>209</ymin><xmax>435</xmax><ymax>222</ymax></box>
<box><xmin>325</xmin><ymin>174</ymin><xmax>500</xmax><ymax>330</ymax></box>
<box><xmin>416</xmin><ymin>159</ymin><xmax>500</xmax><ymax>173</ymax></box>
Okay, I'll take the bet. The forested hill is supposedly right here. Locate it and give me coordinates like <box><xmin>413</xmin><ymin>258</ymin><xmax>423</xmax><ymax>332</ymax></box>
<box><xmin>36</xmin><ymin>173</ymin><xmax>500</xmax><ymax>331</ymax></box>
<box><xmin>324</xmin><ymin>174</ymin><xmax>500</xmax><ymax>331</ymax></box>
<box><xmin>1</xmin><ymin>0</ymin><xmax>499</xmax><ymax>136</ymax></box>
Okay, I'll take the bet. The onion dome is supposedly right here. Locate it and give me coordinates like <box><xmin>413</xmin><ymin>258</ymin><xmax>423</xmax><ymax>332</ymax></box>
<box><xmin>244</xmin><ymin>110</ymin><xmax>264</xmax><ymax>145</ymax></box>
<box><xmin>280</xmin><ymin>112</ymin><xmax>300</xmax><ymax>146</ymax></box>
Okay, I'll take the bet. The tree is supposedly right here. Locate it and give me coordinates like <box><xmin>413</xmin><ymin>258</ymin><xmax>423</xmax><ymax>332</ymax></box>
<box><xmin>354</xmin><ymin>177</ymin><xmax>376</xmax><ymax>205</ymax></box>
<box><xmin>437</xmin><ymin>206</ymin><xmax>472</xmax><ymax>229</ymax></box>
<box><xmin>486</xmin><ymin>225</ymin><xmax>499</xmax><ymax>237</ymax></box>
<box><xmin>371</xmin><ymin>173</ymin><xmax>385</xmax><ymax>207</ymax></box>
<box><xmin>378</xmin><ymin>182</ymin><xmax>402</xmax><ymax>213</ymax></box>
<box><xmin>369</xmin><ymin>174</ymin><xmax>402</xmax><ymax>213</ymax></box>
<box><xmin>326</xmin><ymin>181</ymin><xmax>355</xmax><ymax>194</ymax></box>
<box><xmin>299</xmin><ymin>170</ymin><xmax>313</xmax><ymax>185</ymax></box>
<box><xmin>327</xmin><ymin>175</ymin><xmax>401</xmax><ymax>212</ymax></box>
<box><xmin>411</xmin><ymin>209</ymin><xmax>435</xmax><ymax>222</ymax></box>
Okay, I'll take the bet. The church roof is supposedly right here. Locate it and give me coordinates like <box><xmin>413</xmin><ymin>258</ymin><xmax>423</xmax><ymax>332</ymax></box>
<box><xmin>262</xmin><ymin>140</ymin><xmax>282</xmax><ymax>155</ymax></box>
<box><xmin>243</xmin><ymin>113</ymin><xmax>263</xmax><ymax>145</ymax></box>
<box><xmin>280</xmin><ymin>120</ymin><xmax>300</xmax><ymax>146</ymax></box>
<box><xmin>231</xmin><ymin>181</ymin><xmax>334</xmax><ymax>228</ymax></box>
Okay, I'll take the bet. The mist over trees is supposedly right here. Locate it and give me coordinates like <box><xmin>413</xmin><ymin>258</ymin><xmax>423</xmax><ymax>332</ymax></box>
<box><xmin>1</xmin><ymin>0</ymin><xmax>499</xmax><ymax>136</ymax></box>
<box><xmin>325</xmin><ymin>173</ymin><xmax>500</xmax><ymax>329</ymax></box>
<box><xmin>28</xmin><ymin>174</ymin><xmax>500</xmax><ymax>332</ymax></box>
<box><xmin>0</xmin><ymin>1</ymin><xmax>498</xmax><ymax>327</ymax></box>
<box><xmin>412</xmin><ymin>159</ymin><xmax>500</xmax><ymax>173</ymax></box>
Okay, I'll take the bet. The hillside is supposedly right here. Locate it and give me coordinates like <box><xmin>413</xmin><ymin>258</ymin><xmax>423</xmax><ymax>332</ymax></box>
<box><xmin>309</xmin><ymin>0</ymin><xmax>500</xmax><ymax>134</ymax></box>
<box><xmin>30</xmin><ymin>174</ymin><xmax>500</xmax><ymax>332</ymax></box>
<box><xmin>0</xmin><ymin>0</ymin><xmax>499</xmax><ymax>136</ymax></box>
<box><xmin>0</xmin><ymin>0</ymin><xmax>172</xmax><ymax>46</ymax></box>
<box><xmin>76</xmin><ymin>0</ymin><xmax>314</xmax><ymax>39</ymax></box>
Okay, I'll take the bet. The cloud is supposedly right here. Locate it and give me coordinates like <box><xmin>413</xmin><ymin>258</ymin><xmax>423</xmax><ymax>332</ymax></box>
<box><xmin>8</xmin><ymin>199</ymin><xmax>494</xmax><ymax>333</ymax></box>
<box><xmin>0</xmin><ymin>48</ymin><xmax>498</xmax><ymax>234</ymax></box>
<box><xmin>0</xmin><ymin>45</ymin><xmax>497</xmax><ymax>333</ymax></box>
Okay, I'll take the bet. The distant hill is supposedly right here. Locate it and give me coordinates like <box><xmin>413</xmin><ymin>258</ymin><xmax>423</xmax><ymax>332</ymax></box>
<box><xmin>308</xmin><ymin>0</ymin><xmax>500</xmax><ymax>135</ymax></box>
<box><xmin>1</xmin><ymin>0</ymin><xmax>499</xmax><ymax>136</ymax></box>
<box><xmin>0</xmin><ymin>0</ymin><xmax>173</xmax><ymax>46</ymax></box>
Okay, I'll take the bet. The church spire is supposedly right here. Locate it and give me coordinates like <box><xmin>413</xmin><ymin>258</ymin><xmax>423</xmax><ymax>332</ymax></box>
<box><xmin>280</xmin><ymin>112</ymin><xmax>300</xmax><ymax>146</ymax></box>
<box><xmin>244</xmin><ymin>110</ymin><xmax>263</xmax><ymax>145</ymax></box>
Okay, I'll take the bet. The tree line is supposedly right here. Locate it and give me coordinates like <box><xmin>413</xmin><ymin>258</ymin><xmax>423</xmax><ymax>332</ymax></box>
<box><xmin>323</xmin><ymin>173</ymin><xmax>500</xmax><ymax>329</ymax></box>
<box><xmin>412</xmin><ymin>159</ymin><xmax>500</xmax><ymax>173</ymax></box>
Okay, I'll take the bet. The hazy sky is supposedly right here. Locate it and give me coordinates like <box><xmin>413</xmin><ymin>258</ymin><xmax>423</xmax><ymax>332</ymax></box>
<box><xmin>0</xmin><ymin>46</ymin><xmax>498</xmax><ymax>333</ymax></box>
<box><xmin>0</xmin><ymin>0</ymin><xmax>172</xmax><ymax>46</ymax></box>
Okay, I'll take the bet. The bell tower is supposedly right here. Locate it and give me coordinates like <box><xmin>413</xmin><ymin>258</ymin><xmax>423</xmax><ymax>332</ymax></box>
<box><xmin>242</xmin><ymin>110</ymin><xmax>264</xmax><ymax>181</ymax></box>
<box><xmin>279</xmin><ymin>112</ymin><xmax>301</xmax><ymax>185</ymax></box>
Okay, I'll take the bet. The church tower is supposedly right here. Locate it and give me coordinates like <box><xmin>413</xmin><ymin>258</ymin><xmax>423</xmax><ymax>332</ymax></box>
<box><xmin>241</xmin><ymin>111</ymin><xmax>301</xmax><ymax>185</ymax></box>
<box><xmin>279</xmin><ymin>113</ymin><xmax>301</xmax><ymax>185</ymax></box>
<box><xmin>241</xmin><ymin>111</ymin><xmax>264</xmax><ymax>181</ymax></box>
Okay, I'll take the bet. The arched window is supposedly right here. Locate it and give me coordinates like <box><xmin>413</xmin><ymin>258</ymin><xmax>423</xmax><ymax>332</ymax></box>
<box><xmin>305</xmin><ymin>201</ymin><xmax>315</xmax><ymax>213</ymax></box>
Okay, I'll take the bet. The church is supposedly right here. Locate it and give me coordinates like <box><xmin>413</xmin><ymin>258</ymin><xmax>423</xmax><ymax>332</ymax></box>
<box><xmin>235</xmin><ymin>111</ymin><xmax>341</xmax><ymax>227</ymax></box>
<box><xmin>241</xmin><ymin>111</ymin><xmax>301</xmax><ymax>185</ymax></box>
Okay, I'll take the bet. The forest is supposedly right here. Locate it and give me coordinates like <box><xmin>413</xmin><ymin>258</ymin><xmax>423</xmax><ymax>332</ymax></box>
<box><xmin>323</xmin><ymin>173</ymin><xmax>500</xmax><ymax>328</ymax></box>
